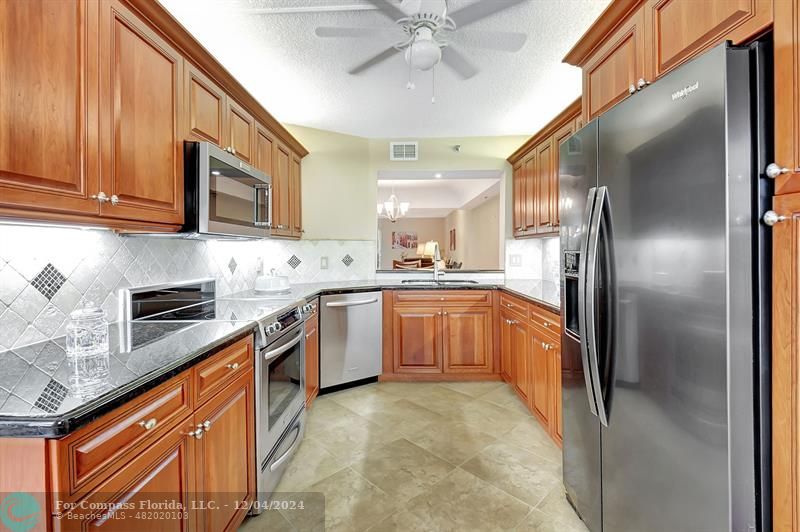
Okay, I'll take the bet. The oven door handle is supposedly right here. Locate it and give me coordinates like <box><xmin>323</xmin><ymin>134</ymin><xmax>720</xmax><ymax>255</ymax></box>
<box><xmin>263</xmin><ymin>328</ymin><xmax>304</xmax><ymax>362</ymax></box>
<box><xmin>269</xmin><ymin>424</ymin><xmax>302</xmax><ymax>472</ymax></box>
<box><xmin>325</xmin><ymin>298</ymin><xmax>378</xmax><ymax>308</ymax></box>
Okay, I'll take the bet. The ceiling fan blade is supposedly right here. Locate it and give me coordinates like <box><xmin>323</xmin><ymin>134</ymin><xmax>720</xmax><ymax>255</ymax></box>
<box><xmin>348</xmin><ymin>46</ymin><xmax>401</xmax><ymax>75</ymax></box>
<box><xmin>448</xmin><ymin>0</ymin><xmax>527</xmax><ymax>29</ymax></box>
<box><xmin>450</xmin><ymin>29</ymin><xmax>527</xmax><ymax>52</ymax></box>
<box><xmin>315</xmin><ymin>26</ymin><xmax>395</xmax><ymax>38</ymax></box>
<box><xmin>441</xmin><ymin>46</ymin><xmax>479</xmax><ymax>79</ymax></box>
<box><xmin>365</xmin><ymin>0</ymin><xmax>406</xmax><ymax>21</ymax></box>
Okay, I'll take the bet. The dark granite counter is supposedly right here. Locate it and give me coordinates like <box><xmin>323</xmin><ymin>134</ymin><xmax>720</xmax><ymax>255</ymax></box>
<box><xmin>0</xmin><ymin>320</ymin><xmax>256</xmax><ymax>437</ymax></box>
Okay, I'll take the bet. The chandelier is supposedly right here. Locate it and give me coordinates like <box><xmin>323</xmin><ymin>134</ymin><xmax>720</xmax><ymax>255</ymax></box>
<box><xmin>377</xmin><ymin>192</ymin><xmax>410</xmax><ymax>223</ymax></box>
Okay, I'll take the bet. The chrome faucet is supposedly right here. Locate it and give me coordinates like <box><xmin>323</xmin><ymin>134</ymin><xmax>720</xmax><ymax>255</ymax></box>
<box><xmin>433</xmin><ymin>242</ymin><xmax>444</xmax><ymax>283</ymax></box>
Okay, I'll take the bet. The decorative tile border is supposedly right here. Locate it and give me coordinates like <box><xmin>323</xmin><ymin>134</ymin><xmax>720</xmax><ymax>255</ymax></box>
<box><xmin>0</xmin><ymin>225</ymin><xmax>375</xmax><ymax>349</ymax></box>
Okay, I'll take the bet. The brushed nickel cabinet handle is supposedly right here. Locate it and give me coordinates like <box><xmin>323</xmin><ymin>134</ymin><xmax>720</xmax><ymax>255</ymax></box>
<box><xmin>226</xmin><ymin>362</ymin><xmax>239</xmax><ymax>370</ymax></box>
<box><xmin>202</xmin><ymin>420</ymin><xmax>212</xmax><ymax>431</ymax></box>
<box><xmin>91</xmin><ymin>191</ymin><xmax>109</xmax><ymax>203</ymax></box>
<box><xmin>138</xmin><ymin>418</ymin><xmax>157</xmax><ymax>430</ymax></box>
<box><xmin>766</xmin><ymin>163</ymin><xmax>791</xmax><ymax>179</ymax></box>
<box><xmin>764</xmin><ymin>211</ymin><xmax>787</xmax><ymax>226</ymax></box>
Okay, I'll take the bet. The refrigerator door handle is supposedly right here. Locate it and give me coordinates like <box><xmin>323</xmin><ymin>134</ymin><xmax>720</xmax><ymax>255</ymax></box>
<box><xmin>585</xmin><ymin>186</ymin><xmax>609</xmax><ymax>427</ymax></box>
<box><xmin>578</xmin><ymin>187</ymin><xmax>600</xmax><ymax>417</ymax></box>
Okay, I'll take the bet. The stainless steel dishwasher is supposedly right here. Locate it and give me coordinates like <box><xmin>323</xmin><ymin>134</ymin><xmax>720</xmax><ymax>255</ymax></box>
<box><xmin>320</xmin><ymin>291</ymin><xmax>382</xmax><ymax>390</ymax></box>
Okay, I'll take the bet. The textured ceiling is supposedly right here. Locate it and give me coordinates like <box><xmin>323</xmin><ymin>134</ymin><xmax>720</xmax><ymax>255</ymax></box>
<box><xmin>161</xmin><ymin>0</ymin><xmax>609</xmax><ymax>138</ymax></box>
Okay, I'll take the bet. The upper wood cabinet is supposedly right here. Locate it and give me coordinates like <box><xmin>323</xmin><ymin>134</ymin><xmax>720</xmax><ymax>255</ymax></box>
<box><xmin>774</xmin><ymin>0</ymin><xmax>800</xmax><ymax>195</ymax></box>
<box><xmin>442</xmin><ymin>307</ymin><xmax>493</xmax><ymax>373</ymax></box>
<box><xmin>185</xmin><ymin>62</ymin><xmax>226</xmax><ymax>146</ymax></box>
<box><xmin>98</xmin><ymin>0</ymin><xmax>184</xmax><ymax>226</ymax></box>
<box><xmin>0</xmin><ymin>0</ymin><xmax>99</xmax><ymax>219</ymax></box>
<box><xmin>226</xmin><ymin>99</ymin><xmax>255</xmax><ymax>165</ymax></box>
<box><xmin>565</xmin><ymin>0</ymin><xmax>772</xmax><ymax>123</ymax></box>
<box><xmin>508</xmin><ymin>99</ymin><xmax>581</xmax><ymax>239</ymax></box>
<box><xmin>291</xmin><ymin>153</ymin><xmax>303</xmax><ymax>237</ymax></box>
<box><xmin>272</xmin><ymin>141</ymin><xmax>292</xmax><ymax>237</ymax></box>
<box><xmin>254</xmin><ymin>123</ymin><xmax>275</xmax><ymax>176</ymax></box>
<box><xmin>644</xmin><ymin>0</ymin><xmax>772</xmax><ymax>79</ymax></box>
<box><xmin>0</xmin><ymin>0</ymin><xmax>307</xmax><ymax>232</ymax></box>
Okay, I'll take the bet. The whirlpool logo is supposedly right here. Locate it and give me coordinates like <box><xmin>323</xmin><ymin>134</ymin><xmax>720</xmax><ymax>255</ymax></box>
<box><xmin>671</xmin><ymin>81</ymin><xmax>700</xmax><ymax>101</ymax></box>
<box><xmin>0</xmin><ymin>493</ymin><xmax>40</xmax><ymax>532</ymax></box>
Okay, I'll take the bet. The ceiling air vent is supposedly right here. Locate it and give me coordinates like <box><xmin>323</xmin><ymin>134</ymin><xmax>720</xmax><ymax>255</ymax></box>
<box><xmin>389</xmin><ymin>142</ymin><xmax>418</xmax><ymax>161</ymax></box>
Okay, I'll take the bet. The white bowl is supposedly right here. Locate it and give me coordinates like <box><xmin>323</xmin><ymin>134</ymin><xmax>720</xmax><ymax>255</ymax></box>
<box><xmin>254</xmin><ymin>275</ymin><xmax>290</xmax><ymax>294</ymax></box>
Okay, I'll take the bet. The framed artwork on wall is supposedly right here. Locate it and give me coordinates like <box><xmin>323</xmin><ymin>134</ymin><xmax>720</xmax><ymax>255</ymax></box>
<box><xmin>392</xmin><ymin>231</ymin><xmax>418</xmax><ymax>249</ymax></box>
<box><xmin>449</xmin><ymin>229</ymin><xmax>456</xmax><ymax>251</ymax></box>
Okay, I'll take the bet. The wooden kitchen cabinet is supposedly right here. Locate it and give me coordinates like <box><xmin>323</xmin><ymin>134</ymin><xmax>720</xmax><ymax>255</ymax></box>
<box><xmin>508</xmin><ymin>99</ymin><xmax>581</xmax><ymax>239</ymax></box>
<box><xmin>392</xmin><ymin>306</ymin><xmax>443</xmax><ymax>373</ymax></box>
<box><xmin>254</xmin><ymin>123</ymin><xmax>275</xmax><ymax>177</ymax></box>
<box><xmin>0</xmin><ymin>0</ymin><xmax>100</xmax><ymax>221</ymax></box>
<box><xmin>551</xmin><ymin>344</ymin><xmax>563</xmax><ymax>444</ymax></box>
<box><xmin>499</xmin><ymin>310</ymin><xmax>515</xmax><ymax>383</ymax></box>
<box><xmin>530</xmin><ymin>330</ymin><xmax>551</xmax><ymax>426</ymax></box>
<box><xmin>305</xmin><ymin>308</ymin><xmax>320</xmax><ymax>407</ymax></box>
<box><xmin>774</xmin><ymin>0</ymin><xmax>800</xmax><ymax>195</ymax></box>
<box><xmin>272</xmin><ymin>141</ymin><xmax>292</xmax><ymax>237</ymax></box>
<box><xmin>193</xmin><ymin>368</ymin><xmax>255</xmax><ymax>532</ymax></box>
<box><xmin>226</xmin><ymin>99</ymin><xmax>255</xmax><ymax>165</ymax></box>
<box><xmin>442</xmin><ymin>307</ymin><xmax>493</xmax><ymax>373</ymax></box>
<box><xmin>510</xmin><ymin>318</ymin><xmax>532</xmax><ymax>405</ymax></box>
<box><xmin>291</xmin><ymin>153</ymin><xmax>303</xmax><ymax>237</ymax></box>
<box><xmin>98</xmin><ymin>0</ymin><xmax>184</xmax><ymax>225</ymax></box>
<box><xmin>185</xmin><ymin>62</ymin><xmax>226</xmax><ymax>147</ymax></box>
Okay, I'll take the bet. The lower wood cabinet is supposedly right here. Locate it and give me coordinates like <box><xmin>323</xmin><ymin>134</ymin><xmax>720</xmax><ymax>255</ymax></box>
<box><xmin>392</xmin><ymin>306</ymin><xmax>443</xmax><ymax>373</ymax></box>
<box><xmin>510</xmin><ymin>319</ymin><xmax>531</xmax><ymax>404</ymax></box>
<box><xmin>530</xmin><ymin>329</ymin><xmax>551</xmax><ymax>426</ymax></box>
<box><xmin>442</xmin><ymin>308</ymin><xmax>493</xmax><ymax>373</ymax></box>
<box><xmin>305</xmin><ymin>306</ymin><xmax>320</xmax><ymax>407</ymax></box>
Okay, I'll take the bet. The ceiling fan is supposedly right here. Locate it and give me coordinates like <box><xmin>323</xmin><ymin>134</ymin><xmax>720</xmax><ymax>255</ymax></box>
<box><xmin>313</xmin><ymin>0</ymin><xmax>528</xmax><ymax>87</ymax></box>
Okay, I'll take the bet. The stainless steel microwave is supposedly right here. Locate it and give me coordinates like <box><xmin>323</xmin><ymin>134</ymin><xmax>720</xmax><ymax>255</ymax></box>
<box><xmin>182</xmin><ymin>141</ymin><xmax>272</xmax><ymax>239</ymax></box>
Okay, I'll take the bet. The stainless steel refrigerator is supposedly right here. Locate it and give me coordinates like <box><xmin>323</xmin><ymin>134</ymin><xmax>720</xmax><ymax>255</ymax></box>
<box><xmin>558</xmin><ymin>42</ymin><xmax>771</xmax><ymax>532</ymax></box>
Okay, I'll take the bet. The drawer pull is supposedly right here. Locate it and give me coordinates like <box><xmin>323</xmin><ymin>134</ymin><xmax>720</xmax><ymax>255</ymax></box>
<box><xmin>202</xmin><ymin>420</ymin><xmax>212</xmax><ymax>431</ymax></box>
<box><xmin>186</xmin><ymin>426</ymin><xmax>204</xmax><ymax>439</ymax></box>
<box><xmin>138</xmin><ymin>418</ymin><xmax>157</xmax><ymax>431</ymax></box>
<box><xmin>542</xmin><ymin>322</ymin><xmax>550</xmax><ymax>328</ymax></box>
<box><xmin>226</xmin><ymin>362</ymin><xmax>240</xmax><ymax>370</ymax></box>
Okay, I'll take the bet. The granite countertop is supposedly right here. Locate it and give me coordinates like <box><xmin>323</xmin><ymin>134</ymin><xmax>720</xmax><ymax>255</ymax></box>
<box><xmin>0</xmin><ymin>320</ymin><xmax>256</xmax><ymax>437</ymax></box>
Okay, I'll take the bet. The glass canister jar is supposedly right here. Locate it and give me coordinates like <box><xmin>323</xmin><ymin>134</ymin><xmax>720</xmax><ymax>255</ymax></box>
<box><xmin>66</xmin><ymin>303</ymin><xmax>109</xmax><ymax>358</ymax></box>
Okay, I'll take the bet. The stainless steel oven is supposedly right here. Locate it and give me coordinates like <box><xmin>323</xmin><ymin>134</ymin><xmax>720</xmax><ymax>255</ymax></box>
<box><xmin>183</xmin><ymin>141</ymin><xmax>272</xmax><ymax>239</ymax></box>
<box><xmin>255</xmin><ymin>306</ymin><xmax>306</xmax><ymax>503</ymax></box>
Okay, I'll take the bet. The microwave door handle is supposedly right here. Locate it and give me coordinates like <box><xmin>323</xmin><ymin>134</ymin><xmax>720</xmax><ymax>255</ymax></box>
<box><xmin>263</xmin><ymin>328</ymin><xmax>304</xmax><ymax>362</ymax></box>
<box><xmin>253</xmin><ymin>184</ymin><xmax>272</xmax><ymax>228</ymax></box>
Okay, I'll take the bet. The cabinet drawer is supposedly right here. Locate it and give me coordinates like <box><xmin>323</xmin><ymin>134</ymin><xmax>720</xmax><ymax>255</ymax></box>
<box><xmin>499</xmin><ymin>293</ymin><xmax>529</xmax><ymax>319</ymax></box>
<box><xmin>529</xmin><ymin>305</ymin><xmax>561</xmax><ymax>337</ymax></box>
<box><xmin>193</xmin><ymin>336</ymin><xmax>253</xmax><ymax>405</ymax></box>
<box><xmin>393</xmin><ymin>290</ymin><xmax>492</xmax><ymax>306</ymax></box>
<box><xmin>53</xmin><ymin>371</ymin><xmax>193</xmax><ymax>499</ymax></box>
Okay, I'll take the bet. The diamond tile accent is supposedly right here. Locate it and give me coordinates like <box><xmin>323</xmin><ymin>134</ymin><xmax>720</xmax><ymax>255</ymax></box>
<box><xmin>31</xmin><ymin>263</ymin><xmax>66</xmax><ymax>300</ymax></box>
<box><xmin>342</xmin><ymin>254</ymin><xmax>354</xmax><ymax>267</ymax></box>
<box><xmin>230</xmin><ymin>312</ymin><xmax>238</xmax><ymax>321</ymax></box>
<box><xmin>287</xmin><ymin>255</ymin><xmax>301</xmax><ymax>269</ymax></box>
<box><xmin>228</xmin><ymin>257</ymin><xmax>237</xmax><ymax>275</ymax></box>
<box><xmin>33</xmin><ymin>379</ymin><xmax>68</xmax><ymax>413</ymax></box>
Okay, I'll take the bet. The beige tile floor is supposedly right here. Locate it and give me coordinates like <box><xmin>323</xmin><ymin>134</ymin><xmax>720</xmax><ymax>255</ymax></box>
<box><xmin>239</xmin><ymin>381</ymin><xmax>590</xmax><ymax>532</ymax></box>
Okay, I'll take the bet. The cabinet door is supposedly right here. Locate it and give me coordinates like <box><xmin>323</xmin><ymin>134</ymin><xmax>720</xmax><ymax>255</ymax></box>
<box><xmin>499</xmin><ymin>311</ymin><xmax>514</xmax><ymax>383</ymax></box>
<box><xmin>511</xmin><ymin>320</ymin><xmax>531</xmax><ymax>403</ymax></box>
<box><xmin>185</xmin><ymin>63</ymin><xmax>226</xmax><ymax>146</ymax></box>
<box><xmin>392</xmin><ymin>306</ymin><xmax>442</xmax><ymax>373</ymax></box>
<box><xmin>442</xmin><ymin>307</ymin><xmax>493</xmax><ymax>373</ymax></box>
<box><xmin>290</xmin><ymin>153</ymin><xmax>302</xmax><ymax>237</ymax></box>
<box><xmin>194</xmin><ymin>369</ymin><xmax>255</xmax><ymax>532</ymax></box>
<box><xmin>305</xmin><ymin>312</ymin><xmax>320</xmax><ymax>406</ymax></box>
<box><xmin>553</xmin><ymin>121</ymin><xmax>575</xmax><ymax>228</ymax></box>
<box><xmin>254</xmin><ymin>124</ymin><xmax>274</xmax><ymax>176</ymax></box>
<box><xmin>226</xmin><ymin>100</ymin><xmax>254</xmax><ymax>164</ymax></box>
<box><xmin>582</xmin><ymin>7</ymin><xmax>646</xmax><ymax>121</ymax></box>
<box><xmin>644</xmin><ymin>0</ymin><xmax>772</xmax><ymax>79</ymax></box>
<box><xmin>523</xmin><ymin>153</ymin><xmax>537</xmax><ymax>232</ymax></box>
<box><xmin>530</xmin><ymin>331</ymin><xmax>550</xmax><ymax>426</ymax></box>
<box><xmin>98</xmin><ymin>0</ymin><xmax>183</xmax><ymax>225</ymax></box>
<box><xmin>0</xmin><ymin>0</ymin><xmax>99</xmax><ymax>218</ymax></box>
<box><xmin>536</xmin><ymin>140</ymin><xmax>555</xmax><ymax>232</ymax></box>
<box><xmin>775</xmin><ymin>0</ymin><xmax>800</xmax><ymax>195</ymax></box>
<box><xmin>272</xmin><ymin>141</ymin><xmax>292</xmax><ymax>236</ymax></box>
<box><xmin>60</xmin><ymin>420</ymin><xmax>196</xmax><ymax>532</ymax></box>
<box><xmin>550</xmin><ymin>343</ymin><xmax>563</xmax><ymax>445</ymax></box>
<box><xmin>512</xmin><ymin>162</ymin><xmax>525</xmax><ymax>236</ymax></box>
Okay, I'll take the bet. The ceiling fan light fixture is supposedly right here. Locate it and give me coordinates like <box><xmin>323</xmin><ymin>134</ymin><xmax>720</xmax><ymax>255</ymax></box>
<box><xmin>404</xmin><ymin>37</ymin><xmax>441</xmax><ymax>71</ymax></box>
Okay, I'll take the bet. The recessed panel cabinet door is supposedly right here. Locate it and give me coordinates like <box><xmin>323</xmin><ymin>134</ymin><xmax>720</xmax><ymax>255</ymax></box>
<box><xmin>536</xmin><ymin>140</ymin><xmax>554</xmax><ymax>232</ymax></box>
<box><xmin>530</xmin><ymin>332</ymin><xmax>550</xmax><ymax>426</ymax></box>
<box><xmin>774</xmin><ymin>0</ymin><xmax>800</xmax><ymax>195</ymax></box>
<box><xmin>524</xmin><ymin>153</ymin><xmax>537</xmax><ymax>232</ymax></box>
<box><xmin>393</xmin><ymin>307</ymin><xmax>442</xmax><ymax>373</ymax></box>
<box><xmin>499</xmin><ymin>311</ymin><xmax>514</xmax><ymax>382</ymax></box>
<box><xmin>254</xmin><ymin>124</ymin><xmax>274</xmax><ymax>176</ymax></box>
<box><xmin>305</xmin><ymin>312</ymin><xmax>320</xmax><ymax>406</ymax></box>
<box><xmin>291</xmin><ymin>153</ymin><xmax>302</xmax><ymax>237</ymax></box>
<box><xmin>512</xmin><ymin>162</ymin><xmax>524</xmax><ymax>235</ymax></box>
<box><xmin>551</xmin><ymin>344</ymin><xmax>563</xmax><ymax>445</ymax></box>
<box><xmin>553</xmin><ymin>121</ymin><xmax>575</xmax><ymax>228</ymax></box>
<box><xmin>98</xmin><ymin>0</ymin><xmax>183</xmax><ymax>225</ymax></box>
<box><xmin>272</xmin><ymin>141</ymin><xmax>292</xmax><ymax>236</ymax></box>
<box><xmin>226</xmin><ymin>100</ymin><xmax>254</xmax><ymax>164</ymax></box>
<box><xmin>511</xmin><ymin>320</ymin><xmax>531</xmax><ymax>403</ymax></box>
<box><xmin>185</xmin><ymin>63</ymin><xmax>226</xmax><ymax>146</ymax></box>
<box><xmin>442</xmin><ymin>307</ymin><xmax>493</xmax><ymax>373</ymax></box>
<box><xmin>194</xmin><ymin>370</ymin><xmax>255</xmax><ymax>532</ymax></box>
<box><xmin>0</xmin><ymin>0</ymin><xmax>99</xmax><ymax>217</ymax></box>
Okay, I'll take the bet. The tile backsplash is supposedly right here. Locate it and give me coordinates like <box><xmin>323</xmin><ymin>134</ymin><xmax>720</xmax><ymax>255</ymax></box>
<box><xmin>504</xmin><ymin>237</ymin><xmax>560</xmax><ymax>284</ymax></box>
<box><xmin>0</xmin><ymin>224</ymin><xmax>375</xmax><ymax>349</ymax></box>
